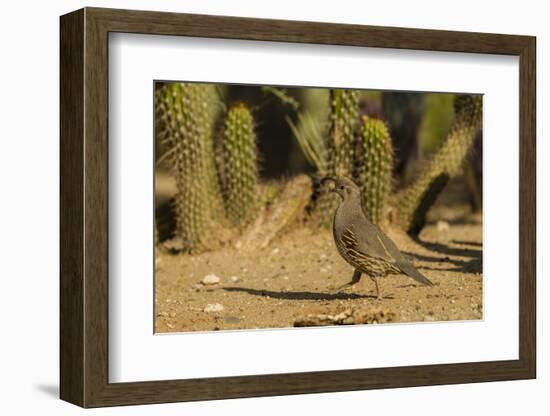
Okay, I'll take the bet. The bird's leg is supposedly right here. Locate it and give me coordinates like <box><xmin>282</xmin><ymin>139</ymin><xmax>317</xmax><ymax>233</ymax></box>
<box><xmin>336</xmin><ymin>269</ymin><xmax>362</xmax><ymax>291</ymax></box>
<box><xmin>369</xmin><ymin>275</ymin><xmax>382</xmax><ymax>300</ymax></box>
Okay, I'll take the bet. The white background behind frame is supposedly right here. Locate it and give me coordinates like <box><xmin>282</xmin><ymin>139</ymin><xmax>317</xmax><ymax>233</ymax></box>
<box><xmin>2</xmin><ymin>0</ymin><xmax>548</xmax><ymax>415</ymax></box>
<box><xmin>109</xmin><ymin>32</ymin><xmax>519</xmax><ymax>383</ymax></box>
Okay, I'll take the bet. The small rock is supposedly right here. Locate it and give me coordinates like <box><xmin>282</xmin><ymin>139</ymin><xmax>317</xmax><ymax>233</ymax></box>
<box><xmin>224</xmin><ymin>316</ymin><xmax>242</xmax><ymax>324</ymax></box>
<box><xmin>230</xmin><ymin>276</ymin><xmax>241</xmax><ymax>283</ymax></box>
<box><xmin>271</xmin><ymin>248</ymin><xmax>280</xmax><ymax>255</ymax></box>
<box><xmin>436</xmin><ymin>220</ymin><xmax>450</xmax><ymax>232</ymax></box>
<box><xmin>201</xmin><ymin>274</ymin><xmax>221</xmax><ymax>285</ymax></box>
<box><xmin>333</xmin><ymin>312</ymin><xmax>349</xmax><ymax>321</ymax></box>
<box><xmin>204</xmin><ymin>303</ymin><xmax>224</xmax><ymax>313</ymax></box>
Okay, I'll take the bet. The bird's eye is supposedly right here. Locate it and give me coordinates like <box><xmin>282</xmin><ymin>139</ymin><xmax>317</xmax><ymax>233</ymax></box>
<box><xmin>340</xmin><ymin>186</ymin><xmax>345</xmax><ymax>190</ymax></box>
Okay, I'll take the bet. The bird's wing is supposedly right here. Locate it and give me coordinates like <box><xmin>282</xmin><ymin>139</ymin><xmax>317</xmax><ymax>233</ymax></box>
<box><xmin>371</xmin><ymin>225</ymin><xmax>409</xmax><ymax>262</ymax></box>
<box><xmin>370</xmin><ymin>224</ymin><xmax>433</xmax><ymax>286</ymax></box>
<box><xmin>341</xmin><ymin>223</ymin><xmax>396</xmax><ymax>264</ymax></box>
<box><xmin>344</xmin><ymin>223</ymin><xmax>433</xmax><ymax>286</ymax></box>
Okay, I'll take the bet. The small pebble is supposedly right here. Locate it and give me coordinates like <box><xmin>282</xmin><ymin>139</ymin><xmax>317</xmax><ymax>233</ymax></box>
<box><xmin>204</xmin><ymin>303</ymin><xmax>224</xmax><ymax>313</ymax></box>
<box><xmin>201</xmin><ymin>274</ymin><xmax>221</xmax><ymax>285</ymax></box>
<box><xmin>230</xmin><ymin>276</ymin><xmax>241</xmax><ymax>283</ymax></box>
<box><xmin>224</xmin><ymin>316</ymin><xmax>242</xmax><ymax>324</ymax></box>
<box><xmin>436</xmin><ymin>220</ymin><xmax>450</xmax><ymax>232</ymax></box>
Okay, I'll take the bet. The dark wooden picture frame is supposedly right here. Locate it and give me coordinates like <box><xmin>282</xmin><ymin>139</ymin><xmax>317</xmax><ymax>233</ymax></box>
<box><xmin>60</xmin><ymin>7</ymin><xmax>536</xmax><ymax>408</ymax></box>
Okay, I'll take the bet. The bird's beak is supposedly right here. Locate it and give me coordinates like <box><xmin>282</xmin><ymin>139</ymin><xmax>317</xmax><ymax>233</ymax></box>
<box><xmin>321</xmin><ymin>176</ymin><xmax>336</xmax><ymax>192</ymax></box>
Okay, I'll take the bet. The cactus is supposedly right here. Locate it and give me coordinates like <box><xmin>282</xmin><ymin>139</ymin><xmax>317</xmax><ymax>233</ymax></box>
<box><xmin>218</xmin><ymin>102</ymin><xmax>259</xmax><ymax>227</ymax></box>
<box><xmin>311</xmin><ymin>89</ymin><xmax>359</xmax><ymax>227</ymax></box>
<box><xmin>355</xmin><ymin>116</ymin><xmax>393</xmax><ymax>225</ymax></box>
<box><xmin>155</xmin><ymin>82</ymin><xmax>220</xmax><ymax>252</ymax></box>
<box><xmin>417</xmin><ymin>93</ymin><xmax>455</xmax><ymax>155</ymax></box>
<box><xmin>328</xmin><ymin>89</ymin><xmax>360</xmax><ymax>177</ymax></box>
<box><xmin>397</xmin><ymin>94</ymin><xmax>482</xmax><ymax>235</ymax></box>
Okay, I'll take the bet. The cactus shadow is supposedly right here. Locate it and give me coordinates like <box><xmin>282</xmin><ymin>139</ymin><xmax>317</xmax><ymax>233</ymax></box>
<box><xmin>404</xmin><ymin>250</ymin><xmax>482</xmax><ymax>275</ymax></box>
<box><xmin>223</xmin><ymin>287</ymin><xmax>375</xmax><ymax>300</ymax></box>
<box><xmin>403</xmin><ymin>251</ymin><xmax>465</xmax><ymax>268</ymax></box>
<box><xmin>444</xmin><ymin>258</ymin><xmax>482</xmax><ymax>274</ymax></box>
<box><xmin>452</xmin><ymin>239</ymin><xmax>482</xmax><ymax>247</ymax></box>
<box><xmin>411</xmin><ymin>236</ymin><xmax>481</xmax><ymax>259</ymax></box>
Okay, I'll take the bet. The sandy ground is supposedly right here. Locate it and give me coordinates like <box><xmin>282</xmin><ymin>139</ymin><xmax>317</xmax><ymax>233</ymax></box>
<box><xmin>155</xmin><ymin>203</ymin><xmax>482</xmax><ymax>333</ymax></box>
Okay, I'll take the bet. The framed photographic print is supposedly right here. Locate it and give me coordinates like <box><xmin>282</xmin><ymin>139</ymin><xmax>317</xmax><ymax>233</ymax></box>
<box><xmin>60</xmin><ymin>7</ymin><xmax>536</xmax><ymax>408</ymax></box>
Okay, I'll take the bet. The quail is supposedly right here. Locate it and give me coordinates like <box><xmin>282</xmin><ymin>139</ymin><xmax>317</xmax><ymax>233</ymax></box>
<box><xmin>323</xmin><ymin>176</ymin><xmax>433</xmax><ymax>299</ymax></box>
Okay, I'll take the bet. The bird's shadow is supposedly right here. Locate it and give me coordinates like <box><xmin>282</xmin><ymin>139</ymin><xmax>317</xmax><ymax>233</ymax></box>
<box><xmin>223</xmin><ymin>287</ymin><xmax>376</xmax><ymax>300</ymax></box>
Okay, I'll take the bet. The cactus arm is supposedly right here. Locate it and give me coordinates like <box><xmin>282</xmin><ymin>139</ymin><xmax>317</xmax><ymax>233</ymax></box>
<box><xmin>397</xmin><ymin>95</ymin><xmax>482</xmax><ymax>235</ymax></box>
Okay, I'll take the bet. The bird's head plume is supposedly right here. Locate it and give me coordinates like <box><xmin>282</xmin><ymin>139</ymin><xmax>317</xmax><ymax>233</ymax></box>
<box><xmin>321</xmin><ymin>176</ymin><xmax>360</xmax><ymax>200</ymax></box>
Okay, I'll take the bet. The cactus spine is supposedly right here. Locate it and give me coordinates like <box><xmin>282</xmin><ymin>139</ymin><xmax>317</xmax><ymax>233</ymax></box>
<box><xmin>355</xmin><ymin>116</ymin><xmax>393</xmax><ymax>225</ymax></box>
<box><xmin>155</xmin><ymin>82</ymin><xmax>219</xmax><ymax>252</ymax></box>
<box><xmin>312</xmin><ymin>89</ymin><xmax>359</xmax><ymax>227</ymax></box>
<box><xmin>397</xmin><ymin>94</ymin><xmax>482</xmax><ymax>235</ymax></box>
<box><xmin>219</xmin><ymin>102</ymin><xmax>259</xmax><ymax>227</ymax></box>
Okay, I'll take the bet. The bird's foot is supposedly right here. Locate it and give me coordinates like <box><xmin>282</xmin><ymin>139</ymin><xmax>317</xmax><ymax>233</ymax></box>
<box><xmin>374</xmin><ymin>293</ymin><xmax>394</xmax><ymax>300</ymax></box>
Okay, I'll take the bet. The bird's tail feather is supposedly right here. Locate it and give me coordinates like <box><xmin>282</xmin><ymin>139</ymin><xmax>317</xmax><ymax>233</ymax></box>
<box><xmin>398</xmin><ymin>262</ymin><xmax>433</xmax><ymax>286</ymax></box>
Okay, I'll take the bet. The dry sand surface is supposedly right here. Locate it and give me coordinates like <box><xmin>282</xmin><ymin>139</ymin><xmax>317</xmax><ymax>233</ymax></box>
<box><xmin>155</xmin><ymin>204</ymin><xmax>482</xmax><ymax>333</ymax></box>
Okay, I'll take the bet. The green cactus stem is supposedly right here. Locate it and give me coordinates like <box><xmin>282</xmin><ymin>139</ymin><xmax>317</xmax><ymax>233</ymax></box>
<box><xmin>155</xmin><ymin>82</ymin><xmax>219</xmax><ymax>252</ymax></box>
<box><xmin>218</xmin><ymin>102</ymin><xmax>259</xmax><ymax>227</ymax></box>
<box><xmin>355</xmin><ymin>116</ymin><xmax>393</xmax><ymax>225</ymax></box>
<box><xmin>311</xmin><ymin>89</ymin><xmax>359</xmax><ymax>227</ymax></box>
<box><xmin>397</xmin><ymin>94</ymin><xmax>482</xmax><ymax>235</ymax></box>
